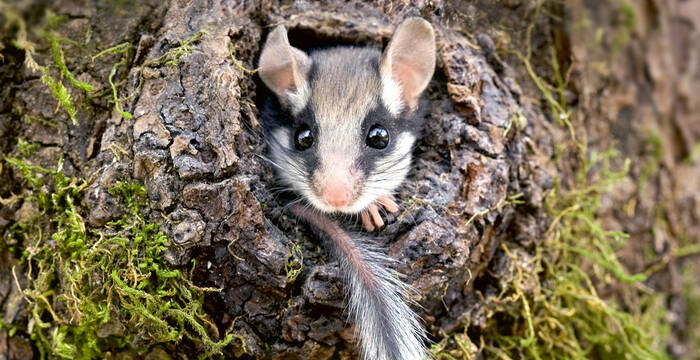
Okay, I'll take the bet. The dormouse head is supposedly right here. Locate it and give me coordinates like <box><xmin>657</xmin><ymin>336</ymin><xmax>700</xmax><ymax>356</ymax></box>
<box><xmin>259</xmin><ymin>18</ymin><xmax>436</xmax><ymax>214</ymax></box>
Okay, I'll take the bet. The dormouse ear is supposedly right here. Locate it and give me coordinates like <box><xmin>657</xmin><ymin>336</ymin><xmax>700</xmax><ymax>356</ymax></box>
<box><xmin>258</xmin><ymin>25</ymin><xmax>312</xmax><ymax>111</ymax></box>
<box><xmin>380</xmin><ymin>17</ymin><xmax>436</xmax><ymax>112</ymax></box>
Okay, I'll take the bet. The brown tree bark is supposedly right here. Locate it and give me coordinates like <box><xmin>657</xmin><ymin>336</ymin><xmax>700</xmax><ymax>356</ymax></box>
<box><xmin>0</xmin><ymin>0</ymin><xmax>698</xmax><ymax>359</ymax></box>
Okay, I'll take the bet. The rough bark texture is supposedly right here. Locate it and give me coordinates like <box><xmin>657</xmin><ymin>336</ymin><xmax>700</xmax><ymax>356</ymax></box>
<box><xmin>0</xmin><ymin>0</ymin><xmax>698</xmax><ymax>359</ymax></box>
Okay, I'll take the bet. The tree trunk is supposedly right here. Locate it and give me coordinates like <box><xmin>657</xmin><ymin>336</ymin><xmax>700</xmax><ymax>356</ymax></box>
<box><xmin>1</xmin><ymin>0</ymin><xmax>698</xmax><ymax>359</ymax></box>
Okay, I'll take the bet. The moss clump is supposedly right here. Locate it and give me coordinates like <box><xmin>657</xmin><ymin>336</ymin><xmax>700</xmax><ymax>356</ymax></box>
<box><xmin>480</xmin><ymin>149</ymin><xmax>668</xmax><ymax>359</ymax></box>
<box><xmin>16</xmin><ymin>138</ymin><xmax>39</xmax><ymax>158</ymax></box>
<box><xmin>432</xmin><ymin>147</ymin><xmax>669</xmax><ymax>360</ymax></box>
<box><xmin>284</xmin><ymin>242</ymin><xmax>304</xmax><ymax>284</ymax></box>
<box><xmin>3</xmin><ymin>157</ymin><xmax>236</xmax><ymax>359</ymax></box>
<box><xmin>432</xmin><ymin>1</ymin><xmax>671</xmax><ymax>358</ymax></box>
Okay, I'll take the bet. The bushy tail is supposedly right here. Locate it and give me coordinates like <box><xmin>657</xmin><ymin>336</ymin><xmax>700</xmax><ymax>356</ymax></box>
<box><xmin>290</xmin><ymin>205</ymin><xmax>427</xmax><ymax>360</ymax></box>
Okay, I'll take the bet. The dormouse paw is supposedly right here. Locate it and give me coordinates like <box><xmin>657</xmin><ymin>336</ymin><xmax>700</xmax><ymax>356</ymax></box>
<box><xmin>360</xmin><ymin>196</ymin><xmax>399</xmax><ymax>231</ymax></box>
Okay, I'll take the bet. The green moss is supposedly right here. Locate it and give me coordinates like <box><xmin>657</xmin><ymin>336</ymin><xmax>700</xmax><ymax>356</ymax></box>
<box><xmin>8</xmin><ymin>9</ymin><xmax>143</xmax><ymax>126</ymax></box>
<box><xmin>16</xmin><ymin>138</ymin><xmax>39</xmax><ymax>158</ymax></box>
<box><xmin>4</xmin><ymin>157</ymin><xmax>237</xmax><ymax>359</ymax></box>
<box><xmin>24</xmin><ymin>114</ymin><xmax>58</xmax><ymax>129</ymax></box>
<box><xmin>163</xmin><ymin>29</ymin><xmax>209</xmax><ymax>66</ymax></box>
<box><xmin>39</xmin><ymin>70</ymin><xmax>79</xmax><ymax>125</ymax></box>
<box><xmin>0</xmin><ymin>320</ymin><xmax>21</xmax><ymax>338</ymax></box>
<box><xmin>682</xmin><ymin>261</ymin><xmax>700</xmax><ymax>358</ymax></box>
<box><xmin>92</xmin><ymin>42</ymin><xmax>133</xmax><ymax>119</ymax></box>
<box><xmin>503</xmin><ymin>110</ymin><xmax>527</xmax><ymax>138</ymax></box>
<box><xmin>517</xmin><ymin>149</ymin><xmax>666</xmax><ymax>358</ymax></box>
<box><xmin>685</xmin><ymin>141</ymin><xmax>700</xmax><ymax>164</ymax></box>
<box><xmin>431</xmin><ymin>2</ymin><xmax>672</xmax><ymax>358</ymax></box>
<box><xmin>612</xmin><ymin>3</ymin><xmax>636</xmax><ymax>56</ymax></box>
<box><xmin>45</xmin><ymin>31</ymin><xmax>95</xmax><ymax>92</ymax></box>
<box><xmin>91</xmin><ymin>29</ymin><xmax>209</xmax><ymax>121</ymax></box>
<box><xmin>107</xmin><ymin>54</ymin><xmax>133</xmax><ymax>119</ymax></box>
<box><xmin>107</xmin><ymin>59</ymin><xmax>133</xmax><ymax>120</ymax></box>
<box><xmin>34</xmin><ymin>12</ymin><xmax>97</xmax><ymax>125</ymax></box>
<box><xmin>45</xmin><ymin>10</ymin><xmax>68</xmax><ymax>29</ymax></box>
<box><xmin>91</xmin><ymin>42</ymin><xmax>130</xmax><ymax>61</ymax></box>
<box><xmin>1</xmin><ymin>9</ymin><xmax>235</xmax><ymax>359</ymax></box>
<box><xmin>4</xmin><ymin>10</ymin><xmax>84</xmax><ymax>125</ymax></box>
<box><xmin>639</xmin><ymin>134</ymin><xmax>663</xmax><ymax>194</ymax></box>
<box><xmin>284</xmin><ymin>242</ymin><xmax>304</xmax><ymax>283</ymax></box>
<box><xmin>228</xmin><ymin>42</ymin><xmax>260</xmax><ymax>75</ymax></box>
<box><xmin>433</xmin><ymin>148</ymin><xmax>670</xmax><ymax>360</ymax></box>
<box><xmin>142</xmin><ymin>29</ymin><xmax>209</xmax><ymax>68</ymax></box>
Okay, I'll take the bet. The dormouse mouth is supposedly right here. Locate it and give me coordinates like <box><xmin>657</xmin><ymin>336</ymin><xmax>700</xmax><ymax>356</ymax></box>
<box><xmin>305</xmin><ymin>184</ymin><xmax>368</xmax><ymax>215</ymax></box>
<box><xmin>316</xmin><ymin>194</ymin><xmax>361</xmax><ymax>214</ymax></box>
<box><xmin>305</xmin><ymin>189</ymin><xmax>400</xmax><ymax>231</ymax></box>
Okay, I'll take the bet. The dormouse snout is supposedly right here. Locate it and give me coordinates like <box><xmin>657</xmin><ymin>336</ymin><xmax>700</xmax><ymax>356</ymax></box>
<box><xmin>320</xmin><ymin>180</ymin><xmax>352</xmax><ymax>207</ymax></box>
<box><xmin>314</xmin><ymin>160</ymin><xmax>358</xmax><ymax>210</ymax></box>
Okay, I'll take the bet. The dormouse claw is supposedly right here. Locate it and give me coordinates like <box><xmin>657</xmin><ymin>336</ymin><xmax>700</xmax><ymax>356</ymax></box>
<box><xmin>360</xmin><ymin>211</ymin><xmax>375</xmax><ymax>232</ymax></box>
<box><xmin>378</xmin><ymin>196</ymin><xmax>399</xmax><ymax>213</ymax></box>
<box><xmin>360</xmin><ymin>196</ymin><xmax>400</xmax><ymax>231</ymax></box>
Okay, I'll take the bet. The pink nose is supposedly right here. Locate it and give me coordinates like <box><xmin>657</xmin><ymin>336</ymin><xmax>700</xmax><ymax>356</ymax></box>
<box><xmin>321</xmin><ymin>182</ymin><xmax>351</xmax><ymax>207</ymax></box>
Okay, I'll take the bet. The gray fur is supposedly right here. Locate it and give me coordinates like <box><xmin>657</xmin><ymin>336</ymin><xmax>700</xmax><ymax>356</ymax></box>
<box><xmin>308</xmin><ymin>47</ymin><xmax>385</xmax><ymax>126</ymax></box>
<box><xmin>290</xmin><ymin>205</ymin><xmax>428</xmax><ymax>360</ymax></box>
<box><xmin>260</xmin><ymin>18</ymin><xmax>436</xmax><ymax>360</ymax></box>
<box><xmin>267</xmin><ymin>45</ymin><xmax>416</xmax><ymax>214</ymax></box>
<box><xmin>306</xmin><ymin>47</ymin><xmax>388</xmax><ymax>212</ymax></box>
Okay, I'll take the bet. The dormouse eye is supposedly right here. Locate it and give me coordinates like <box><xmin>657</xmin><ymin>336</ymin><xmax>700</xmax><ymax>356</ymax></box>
<box><xmin>366</xmin><ymin>124</ymin><xmax>389</xmax><ymax>149</ymax></box>
<box><xmin>294</xmin><ymin>124</ymin><xmax>314</xmax><ymax>151</ymax></box>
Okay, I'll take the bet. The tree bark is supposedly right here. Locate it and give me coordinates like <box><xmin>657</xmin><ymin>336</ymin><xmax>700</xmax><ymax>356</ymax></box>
<box><xmin>1</xmin><ymin>0</ymin><xmax>698</xmax><ymax>359</ymax></box>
